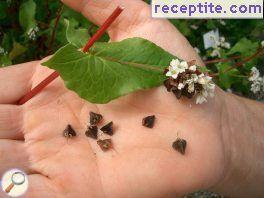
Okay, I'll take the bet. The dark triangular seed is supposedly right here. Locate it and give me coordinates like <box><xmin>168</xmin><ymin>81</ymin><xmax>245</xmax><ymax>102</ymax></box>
<box><xmin>97</xmin><ymin>139</ymin><xmax>112</xmax><ymax>151</ymax></box>
<box><xmin>100</xmin><ymin>121</ymin><xmax>113</xmax><ymax>136</ymax></box>
<box><xmin>85</xmin><ymin>125</ymin><xmax>98</xmax><ymax>139</ymax></box>
<box><xmin>63</xmin><ymin>125</ymin><xmax>77</xmax><ymax>138</ymax></box>
<box><xmin>142</xmin><ymin>115</ymin><xmax>155</xmax><ymax>128</ymax></box>
<box><xmin>172</xmin><ymin>138</ymin><xmax>187</xmax><ymax>155</ymax></box>
<box><xmin>163</xmin><ymin>79</ymin><xmax>173</xmax><ymax>92</ymax></box>
<box><xmin>89</xmin><ymin>112</ymin><xmax>103</xmax><ymax>125</ymax></box>
<box><xmin>172</xmin><ymin>89</ymin><xmax>182</xmax><ymax>99</ymax></box>
<box><xmin>182</xmin><ymin>87</ymin><xmax>195</xmax><ymax>99</ymax></box>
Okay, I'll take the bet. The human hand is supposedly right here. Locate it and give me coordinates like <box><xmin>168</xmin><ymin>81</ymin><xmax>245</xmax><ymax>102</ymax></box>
<box><xmin>0</xmin><ymin>0</ymin><xmax>231</xmax><ymax>197</ymax></box>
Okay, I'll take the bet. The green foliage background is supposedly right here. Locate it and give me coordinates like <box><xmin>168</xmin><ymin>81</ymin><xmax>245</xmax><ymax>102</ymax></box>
<box><xmin>0</xmin><ymin>0</ymin><xmax>263</xmax><ymax>99</ymax></box>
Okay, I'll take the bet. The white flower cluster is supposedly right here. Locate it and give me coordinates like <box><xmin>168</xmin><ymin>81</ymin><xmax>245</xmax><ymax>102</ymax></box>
<box><xmin>166</xmin><ymin>59</ymin><xmax>190</xmax><ymax>79</ymax></box>
<box><xmin>165</xmin><ymin>59</ymin><xmax>215</xmax><ymax>104</ymax></box>
<box><xmin>261</xmin><ymin>40</ymin><xmax>264</xmax><ymax>47</ymax></box>
<box><xmin>0</xmin><ymin>47</ymin><xmax>5</xmax><ymax>54</ymax></box>
<box><xmin>218</xmin><ymin>19</ymin><xmax>226</xmax><ymax>26</ymax></box>
<box><xmin>210</xmin><ymin>35</ymin><xmax>231</xmax><ymax>58</ymax></box>
<box><xmin>195</xmin><ymin>73</ymin><xmax>215</xmax><ymax>104</ymax></box>
<box><xmin>190</xmin><ymin>25</ymin><xmax>198</xmax><ymax>30</ymax></box>
<box><xmin>27</xmin><ymin>26</ymin><xmax>39</xmax><ymax>41</ymax></box>
<box><xmin>249</xmin><ymin>67</ymin><xmax>264</xmax><ymax>94</ymax></box>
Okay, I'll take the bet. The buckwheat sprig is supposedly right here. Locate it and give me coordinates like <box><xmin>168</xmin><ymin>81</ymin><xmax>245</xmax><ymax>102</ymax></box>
<box><xmin>164</xmin><ymin>59</ymin><xmax>215</xmax><ymax>104</ymax></box>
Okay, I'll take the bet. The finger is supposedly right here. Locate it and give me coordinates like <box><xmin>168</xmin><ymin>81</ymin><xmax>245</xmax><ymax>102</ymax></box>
<box><xmin>0</xmin><ymin>61</ymin><xmax>37</xmax><ymax>104</ymax></box>
<box><xmin>0</xmin><ymin>140</ymin><xmax>31</xmax><ymax>176</ymax></box>
<box><xmin>61</xmin><ymin>0</ymin><xmax>203</xmax><ymax>65</ymax></box>
<box><xmin>0</xmin><ymin>105</ymin><xmax>24</xmax><ymax>140</ymax></box>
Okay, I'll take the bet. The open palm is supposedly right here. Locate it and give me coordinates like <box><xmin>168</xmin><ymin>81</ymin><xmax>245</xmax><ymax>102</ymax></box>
<box><xmin>0</xmin><ymin>0</ymin><xmax>229</xmax><ymax>197</ymax></box>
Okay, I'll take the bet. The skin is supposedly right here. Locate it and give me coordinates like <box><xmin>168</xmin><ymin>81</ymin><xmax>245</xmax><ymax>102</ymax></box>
<box><xmin>0</xmin><ymin>0</ymin><xmax>263</xmax><ymax>197</ymax></box>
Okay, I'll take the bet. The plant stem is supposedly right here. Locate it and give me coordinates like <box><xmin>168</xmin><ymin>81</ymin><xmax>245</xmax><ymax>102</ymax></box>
<box><xmin>17</xmin><ymin>6</ymin><xmax>124</xmax><ymax>105</ymax></box>
<box><xmin>88</xmin><ymin>24</ymin><xmax>95</xmax><ymax>37</ymax></box>
<box><xmin>47</xmin><ymin>3</ymin><xmax>64</xmax><ymax>55</ymax></box>
<box><xmin>18</xmin><ymin>71</ymin><xmax>60</xmax><ymax>105</ymax></box>
<box><xmin>83</xmin><ymin>6</ymin><xmax>124</xmax><ymax>52</ymax></box>
<box><xmin>205</xmin><ymin>55</ymin><xmax>241</xmax><ymax>64</ymax></box>
<box><xmin>211</xmin><ymin>47</ymin><xmax>264</xmax><ymax>77</ymax></box>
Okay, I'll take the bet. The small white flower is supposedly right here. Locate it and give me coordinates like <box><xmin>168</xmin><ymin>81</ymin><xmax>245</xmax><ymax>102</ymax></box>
<box><xmin>261</xmin><ymin>41</ymin><xmax>264</xmax><ymax>47</ymax></box>
<box><xmin>220</xmin><ymin>37</ymin><xmax>225</xmax><ymax>43</ymax></box>
<box><xmin>170</xmin><ymin>59</ymin><xmax>180</xmax><ymax>67</ymax></box>
<box><xmin>205</xmin><ymin>83</ymin><xmax>216</xmax><ymax>97</ymax></box>
<box><xmin>178</xmin><ymin>83</ymin><xmax>185</xmax><ymax>90</ymax></box>
<box><xmin>190</xmin><ymin>25</ymin><xmax>198</xmax><ymax>30</ymax></box>
<box><xmin>249</xmin><ymin>67</ymin><xmax>260</xmax><ymax>82</ymax></box>
<box><xmin>186</xmin><ymin>74</ymin><xmax>198</xmax><ymax>93</ymax></box>
<box><xmin>196</xmin><ymin>91</ymin><xmax>208</xmax><ymax>104</ymax></box>
<box><xmin>251</xmin><ymin>80</ymin><xmax>261</xmax><ymax>94</ymax></box>
<box><xmin>189</xmin><ymin>65</ymin><xmax>197</xmax><ymax>72</ymax></box>
<box><xmin>179</xmin><ymin>61</ymin><xmax>188</xmax><ymax>70</ymax></box>
<box><xmin>262</xmin><ymin>79</ymin><xmax>264</xmax><ymax>92</ymax></box>
<box><xmin>249</xmin><ymin>67</ymin><xmax>264</xmax><ymax>95</ymax></box>
<box><xmin>219</xmin><ymin>37</ymin><xmax>231</xmax><ymax>49</ymax></box>
<box><xmin>198</xmin><ymin>74</ymin><xmax>212</xmax><ymax>85</ymax></box>
<box><xmin>210</xmin><ymin>36</ymin><xmax>230</xmax><ymax>52</ymax></box>
<box><xmin>219</xmin><ymin>19</ymin><xmax>226</xmax><ymax>26</ymax></box>
<box><xmin>210</xmin><ymin>48</ymin><xmax>221</xmax><ymax>58</ymax></box>
<box><xmin>166</xmin><ymin>59</ymin><xmax>188</xmax><ymax>79</ymax></box>
<box><xmin>222</xmin><ymin>42</ymin><xmax>231</xmax><ymax>49</ymax></box>
<box><xmin>27</xmin><ymin>26</ymin><xmax>39</xmax><ymax>41</ymax></box>
<box><xmin>195</xmin><ymin>74</ymin><xmax>215</xmax><ymax>103</ymax></box>
<box><xmin>0</xmin><ymin>47</ymin><xmax>5</xmax><ymax>54</ymax></box>
<box><xmin>188</xmin><ymin>83</ymin><xmax>194</xmax><ymax>93</ymax></box>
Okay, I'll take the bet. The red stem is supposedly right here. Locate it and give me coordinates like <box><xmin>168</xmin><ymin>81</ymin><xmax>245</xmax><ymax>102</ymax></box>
<box><xmin>18</xmin><ymin>6</ymin><xmax>124</xmax><ymax>105</ymax></box>
<box><xmin>18</xmin><ymin>71</ymin><xmax>60</xmax><ymax>105</ymax></box>
<box><xmin>204</xmin><ymin>55</ymin><xmax>241</xmax><ymax>64</ymax></box>
<box><xmin>47</xmin><ymin>3</ymin><xmax>64</xmax><ymax>55</ymax></box>
<box><xmin>211</xmin><ymin>47</ymin><xmax>264</xmax><ymax>77</ymax></box>
<box><xmin>83</xmin><ymin>6</ymin><xmax>124</xmax><ymax>52</ymax></box>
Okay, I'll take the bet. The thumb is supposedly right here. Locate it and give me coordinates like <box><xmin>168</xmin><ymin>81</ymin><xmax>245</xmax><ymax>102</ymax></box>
<box><xmin>61</xmin><ymin>0</ymin><xmax>149</xmax><ymax>32</ymax></box>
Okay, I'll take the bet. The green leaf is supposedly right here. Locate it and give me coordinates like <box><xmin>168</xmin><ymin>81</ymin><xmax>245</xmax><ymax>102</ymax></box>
<box><xmin>1</xmin><ymin>33</ymin><xmax>13</xmax><ymax>52</ymax></box>
<box><xmin>19</xmin><ymin>0</ymin><xmax>36</xmax><ymax>31</ymax></box>
<box><xmin>65</xmin><ymin>19</ymin><xmax>90</xmax><ymax>48</ymax></box>
<box><xmin>198</xmin><ymin>66</ymin><xmax>211</xmax><ymax>73</ymax></box>
<box><xmin>42</xmin><ymin>38</ymin><xmax>175</xmax><ymax>104</ymax></box>
<box><xmin>9</xmin><ymin>42</ymin><xmax>27</xmax><ymax>60</ymax></box>
<box><xmin>0</xmin><ymin>2</ymin><xmax>7</xmax><ymax>20</ymax></box>
<box><xmin>216</xmin><ymin>63</ymin><xmax>241</xmax><ymax>89</ymax></box>
<box><xmin>0</xmin><ymin>55</ymin><xmax>12</xmax><ymax>67</ymax></box>
<box><xmin>227</xmin><ymin>38</ymin><xmax>258</xmax><ymax>57</ymax></box>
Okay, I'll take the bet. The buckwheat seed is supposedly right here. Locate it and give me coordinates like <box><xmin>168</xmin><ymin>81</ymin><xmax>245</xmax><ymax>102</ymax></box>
<box><xmin>85</xmin><ymin>125</ymin><xmax>98</xmax><ymax>139</ymax></box>
<box><xmin>172</xmin><ymin>138</ymin><xmax>187</xmax><ymax>155</ymax></box>
<box><xmin>63</xmin><ymin>124</ymin><xmax>77</xmax><ymax>138</ymax></box>
<box><xmin>100</xmin><ymin>121</ymin><xmax>114</xmax><ymax>136</ymax></box>
<box><xmin>97</xmin><ymin>139</ymin><xmax>112</xmax><ymax>151</ymax></box>
<box><xmin>89</xmin><ymin>112</ymin><xmax>103</xmax><ymax>125</ymax></box>
<box><xmin>142</xmin><ymin>115</ymin><xmax>155</xmax><ymax>128</ymax></box>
